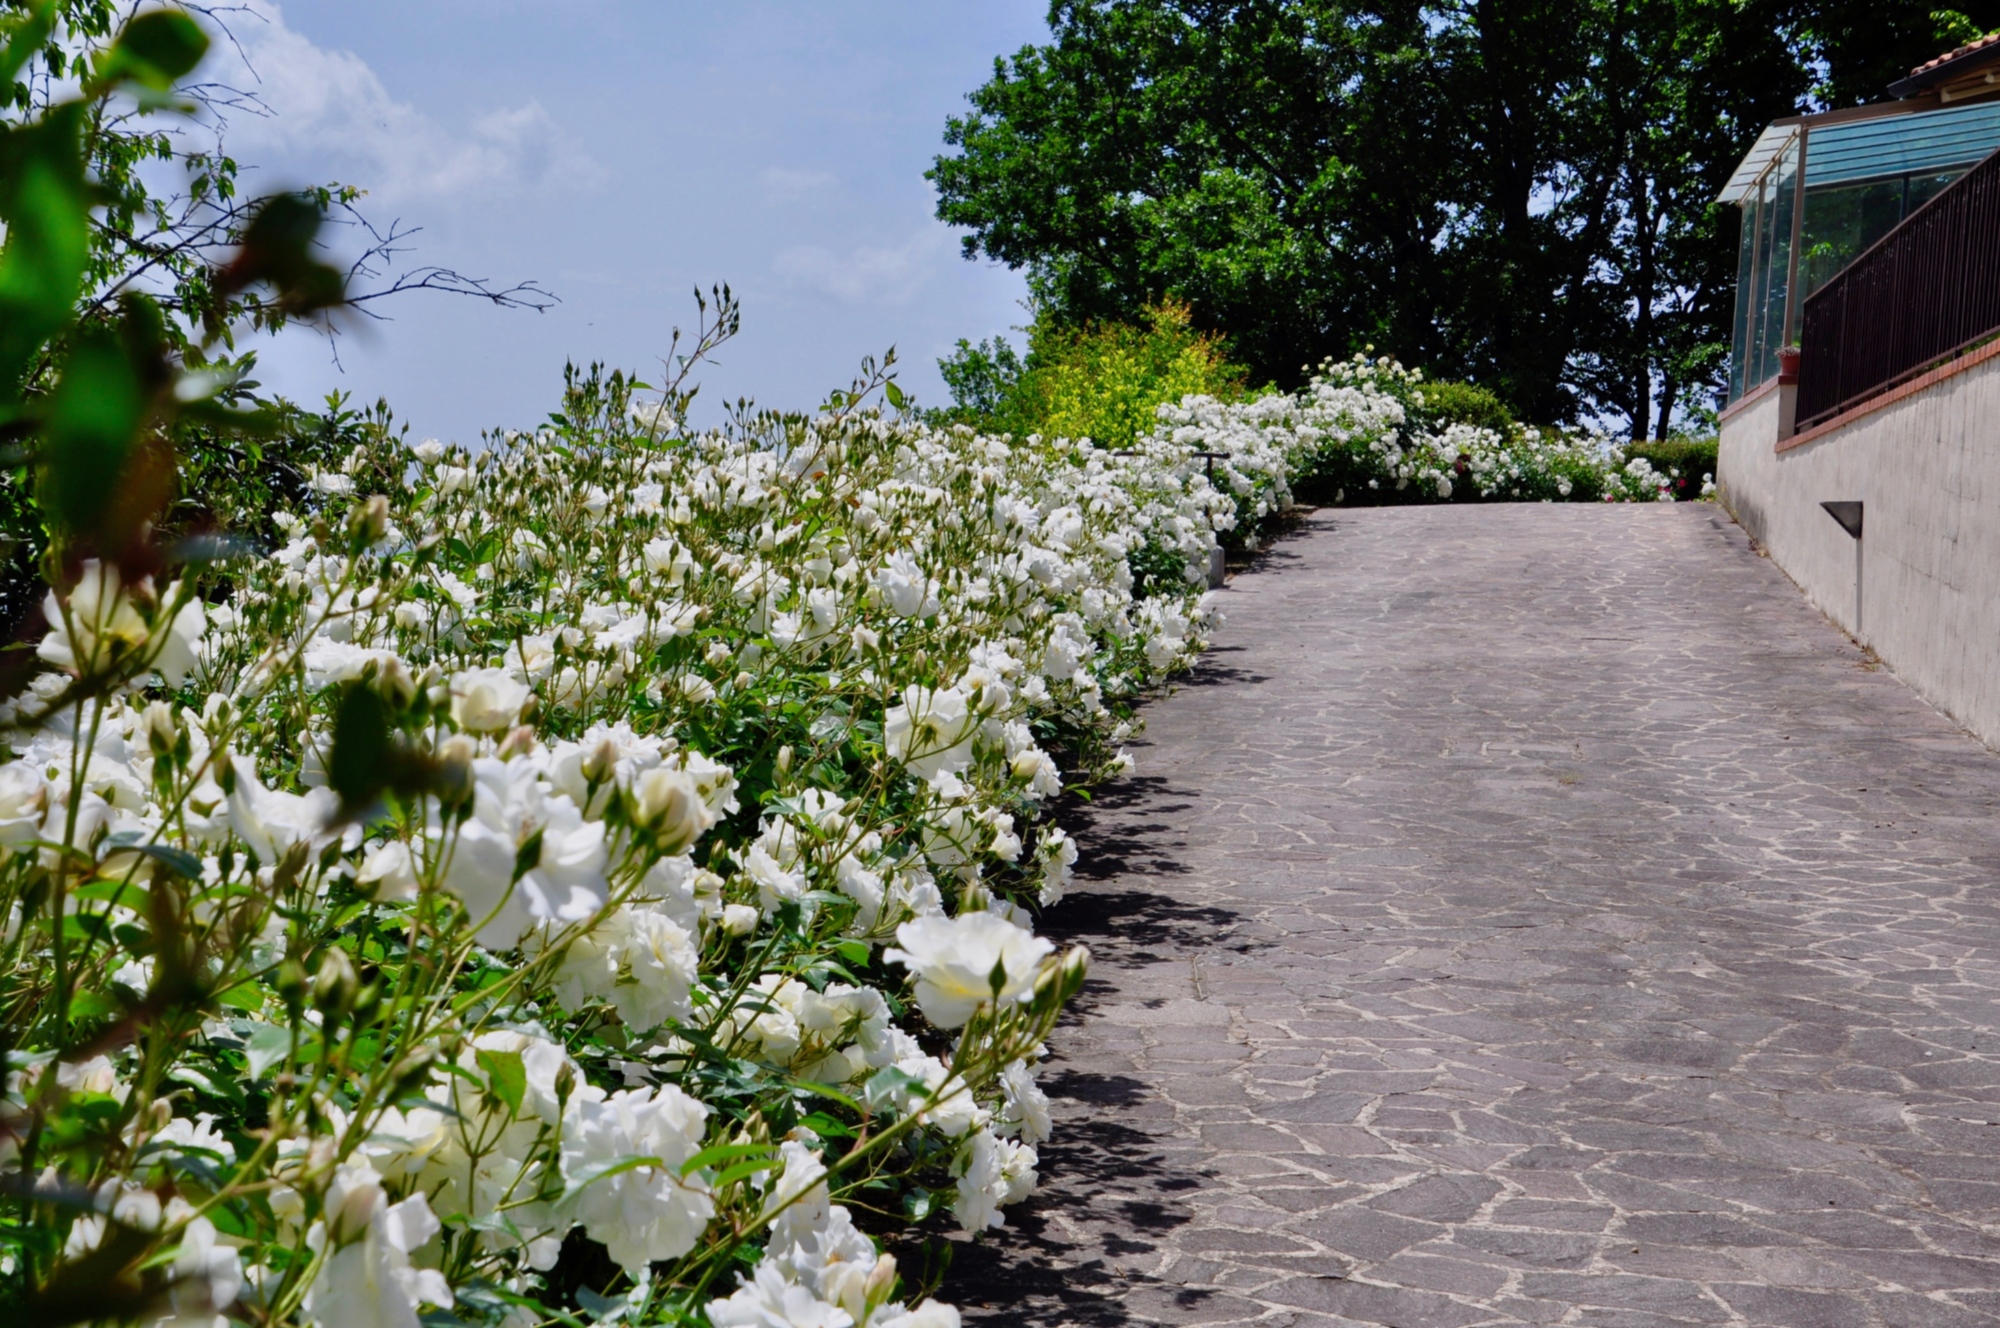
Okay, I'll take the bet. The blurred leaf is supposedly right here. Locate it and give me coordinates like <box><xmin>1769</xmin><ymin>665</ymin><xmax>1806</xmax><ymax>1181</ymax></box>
<box><xmin>98</xmin><ymin>10</ymin><xmax>209</xmax><ymax>90</ymax></box>
<box><xmin>0</xmin><ymin>104</ymin><xmax>90</xmax><ymax>406</ymax></box>
<box><xmin>103</xmin><ymin>835</ymin><xmax>203</xmax><ymax>881</ymax></box>
<box><xmin>242</xmin><ymin>1023</ymin><xmax>292</xmax><ymax>1079</ymax></box>
<box><xmin>214</xmin><ymin>980</ymin><xmax>263</xmax><ymax>1013</ymax></box>
<box><xmin>217</xmin><ymin>193</ymin><xmax>346</xmax><ymax>316</ymax></box>
<box><xmin>166</xmin><ymin>532</ymin><xmax>265</xmax><ymax>566</ymax></box>
<box><xmin>36</xmin><ymin>298</ymin><xmax>178</xmax><ymax>549</ymax></box>
<box><xmin>13</xmin><ymin>1218</ymin><xmax>157</xmax><ymax>1328</ymax></box>
<box><xmin>38</xmin><ymin>329</ymin><xmax>143</xmax><ymax>532</ymax></box>
<box><xmin>67</xmin><ymin>988</ymin><xmax>117</xmax><ymax>1022</ymax></box>
<box><xmin>0</xmin><ymin>0</ymin><xmax>57</xmax><ymax>90</ymax></box>
<box><xmin>328</xmin><ymin>684</ymin><xmax>389</xmax><ymax>812</ymax></box>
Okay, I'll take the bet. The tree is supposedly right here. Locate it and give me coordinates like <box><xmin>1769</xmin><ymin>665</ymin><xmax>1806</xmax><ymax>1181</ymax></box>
<box><xmin>0</xmin><ymin>0</ymin><xmax>553</xmax><ymax>632</ymax></box>
<box><xmin>931</xmin><ymin>0</ymin><xmax>2000</xmax><ymax>434</ymax></box>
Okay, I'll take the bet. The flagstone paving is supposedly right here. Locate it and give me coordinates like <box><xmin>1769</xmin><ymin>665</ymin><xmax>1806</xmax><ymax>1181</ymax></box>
<box><xmin>947</xmin><ymin>504</ymin><xmax>2000</xmax><ymax>1328</ymax></box>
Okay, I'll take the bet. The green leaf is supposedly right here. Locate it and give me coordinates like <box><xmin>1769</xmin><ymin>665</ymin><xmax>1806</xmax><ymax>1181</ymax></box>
<box><xmin>243</xmin><ymin>1022</ymin><xmax>293</xmax><ymax>1079</ymax></box>
<box><xmin>475</xmin><ymin>1047</ymin><xmax>527</xmax><ymax>1117</ymax></box>
<box><xmin>884</xmin><ymin>379</ymin><xmax>907</xmax><ymax>410</ymax></box>
<box><xmin>0</xmin><ymin>105</ymin><xmax>90</xmax><ymax>404</ymax></box>
<box><xmin>791</xmin><ymin>1079</ymin><xmax>863</xmax><ymax>1115</ymax></box>
<box><xmin>798</xmin><ymin>1111</ymin><xmax>854</xmax><ymax>1140</ymax></box>
<box><xmin>679</xmin><ymin>1141</ymin><xmax>776</xmax><ymax>1177</ymax></box>
<box><xmin>100</xmin><ymin>10</ymin><xmax>209</xmax><ymax>90</ymax></box>
<box><xmin>214</xmin><ymin>980</ymin><xmax>264</xmax><ymax>1013</ymax></box>
<box><xmin>712</xmin><ymin>1157</ymin><xmax>780</xmax><ymax>1189</ymax></box>
<box><xmin>0</xmin><ymin>0</ymin><xmax>56</xmax><ymax>90</ymax></box>
<box><xmin>864</xmin><ymin>1065</ymin><xmax>925</xmax><ymax>1110</ymax></box>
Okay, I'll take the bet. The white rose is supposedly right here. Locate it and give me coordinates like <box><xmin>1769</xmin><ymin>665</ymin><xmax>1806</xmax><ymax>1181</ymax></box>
<box><xmin>448</xmin><ymin>667</ymin><xmax>531</xmax><ymax>734</ymax></box>
<box><xmin>0</xmin><ymin>763</ymin><xmax>49</xmax><ymax>847</ymax></box>
<box><xmin>629</xmin><ymin>767</ymin><xmax>714</xmax><ymax>855</ymax></box>
<box><xmin>357</xmin><ymin>841</ymin><xmax>420</xmax><ymax>902</ymax></box>
<box><xmin>884</xmin><ymin>913</ymin><xmax>1054</xmax><ymax>1029</ymax></box>
<box><xmin>882</xmin><ymin>687</ymin><xmax>975</xmax><ymax>781</ymax></box>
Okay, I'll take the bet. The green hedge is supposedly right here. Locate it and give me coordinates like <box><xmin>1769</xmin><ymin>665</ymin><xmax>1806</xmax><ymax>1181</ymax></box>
<box><xmin>1624</xmin><ymin>438</ymin><xmax>1718</xmax><ymax>501</ymax></box>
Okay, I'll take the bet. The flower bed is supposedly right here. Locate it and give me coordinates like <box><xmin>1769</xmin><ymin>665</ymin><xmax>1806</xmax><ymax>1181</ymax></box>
<box><xmin>0</xmin><ymin>367</ymin><xmax>1237</xmax><ymax>1328</ymax></box>
<box><xmin>1159</xmin><ymin>358</ymin><xmax>1690</xmax><ymax>521</ymax></box>
<box><xmin>2</xmin><ymin>353</ymin><xmax>1689</xmax><ymax>1328</ymax></box>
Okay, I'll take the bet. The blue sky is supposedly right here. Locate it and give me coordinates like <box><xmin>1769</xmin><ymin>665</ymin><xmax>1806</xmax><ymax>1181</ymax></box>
<box><xmin>211</xmin><ymin>2</ymin><xmax>1049</xmax><ymax>443</ymax></box>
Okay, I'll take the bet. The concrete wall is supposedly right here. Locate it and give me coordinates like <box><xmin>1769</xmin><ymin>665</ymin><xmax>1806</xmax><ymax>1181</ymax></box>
<box><xmin>1716</xmin><ymin>348</ymin><xmax>2000</xmax><ymax>749</ymax></box>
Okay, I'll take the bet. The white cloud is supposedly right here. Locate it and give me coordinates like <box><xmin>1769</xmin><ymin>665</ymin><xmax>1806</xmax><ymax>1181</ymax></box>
<box><xmin>772</xmin><ymin>227</ymin><xmax>953</xmax><ymax>306</ymax></box>
<box><xmin>205</xmin><ymin>1</ymin><xmax>603</xmax><ymax>202</ymax></box>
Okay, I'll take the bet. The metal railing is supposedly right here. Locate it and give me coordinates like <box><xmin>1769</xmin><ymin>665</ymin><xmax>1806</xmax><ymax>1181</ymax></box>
<box><xmin>1795</xmin><ymin>144</ymin><xmax>2000</xmax><ymax>431</ymax></box>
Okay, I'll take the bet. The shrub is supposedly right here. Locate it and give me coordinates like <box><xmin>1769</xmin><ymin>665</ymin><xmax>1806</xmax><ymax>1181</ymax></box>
<box><xmin>1409</xmin><ymin>379</ymin><xmax>1517</xmax><ymax>437</ymax></box>
<box><xmin>1140</xmin><ymin>356</ymin><xmax>1684</xmax><ymax>510</ymax></box>
<box><xmin>935</xmin><ymin>301</ymin><xmax>1249</xmax><ymax>449</ymax></box>
<box><xmin>1623</xmin><ymin>437</ymin><xmax>1719</xmax><ymax>502</ymax></box>
<box><xmin>0</xmin><ymin>354</ymin><xmax>1244</xmax><ymax>1327</ymax></box>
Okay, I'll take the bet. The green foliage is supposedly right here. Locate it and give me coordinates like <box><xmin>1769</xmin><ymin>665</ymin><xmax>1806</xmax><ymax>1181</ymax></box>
<box><xmin>936</xmin><ymin>301</ymin><xmax>1249</xmax><ymax>449</ymax></box>
<box><xmin>0</xmin><ymin>1</ymin><xmax>549</xmax><ymax>638</ymax></box>
<box><xmin>1411</xmin><ymin>380</ymin><xmax>1517</xmax><ymax>439</ymax></box>
<box><xmin>935</xmin><ymin>335</ymin><xmax>1024</xmax><ymax>429</ymax></box>
<box><xmin>1624</xmin><ymin>437</ymin><xmax>1719</xmax><ymax>501</ymax></box>
<box><xmin>930</xmin><ymin>0</ymin><xmax>2000</xmax><ymax>434</ymax></box>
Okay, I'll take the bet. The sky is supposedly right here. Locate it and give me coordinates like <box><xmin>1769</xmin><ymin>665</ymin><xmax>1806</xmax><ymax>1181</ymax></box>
<box><xmin>204</xmin><ymin>1</ymin><xmax>1051</xmax><ymax>444</ymax></box>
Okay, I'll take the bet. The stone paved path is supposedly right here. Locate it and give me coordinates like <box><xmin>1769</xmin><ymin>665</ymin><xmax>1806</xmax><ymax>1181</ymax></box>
<box><xmin>949</xmin><ymin>504</ymin><xmax>2000</xmax><ymax>1328</ymax></box>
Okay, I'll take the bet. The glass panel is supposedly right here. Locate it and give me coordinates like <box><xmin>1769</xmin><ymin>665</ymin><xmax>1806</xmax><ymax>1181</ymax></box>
<box><xmin>1799</xmin><ymin>177</ymin><xmax>1907</xmax><ymax>300</ymax></box>
<box><xmin>1903</xmin><ymin>169</ymin><xmax>1961</xmax><ymax>214</ymax></box>
<box><xmin>1762</xmin><ymin>135</ymin><xmax>1798</xmax><ymax>371</ymax></box>
<box><xmin>1746</xmin><ymin>168</ymin><xmax>1777</xmax><ymax>390</ymax></box>
<box><xmin>1805</xmin><ymin>101</ymin><xmax>2000</xmax><ymax>190</ymax></box>
<box><xmin>1729</xmin><ymin>185</ymin><xmax>1759</xmax><ymax>400</ymax></box>
<box><xmin>1798</xmin><ymin>169</ymin><xmax>1969</xmax><ymax>303</ymax></box>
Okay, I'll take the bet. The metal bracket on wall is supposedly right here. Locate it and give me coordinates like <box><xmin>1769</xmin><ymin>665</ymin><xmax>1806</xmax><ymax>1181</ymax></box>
<box><xmin>1821</xmin><ymin>500</ymin><xmax>1864</xmax><ymax>539</ymax></box>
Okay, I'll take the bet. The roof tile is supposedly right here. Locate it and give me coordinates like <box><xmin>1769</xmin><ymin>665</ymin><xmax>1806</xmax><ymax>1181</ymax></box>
<box><xmin>1911</xmin><ymin>31</ymin><xmax>2000</xmax><ymax>78</ymax></box>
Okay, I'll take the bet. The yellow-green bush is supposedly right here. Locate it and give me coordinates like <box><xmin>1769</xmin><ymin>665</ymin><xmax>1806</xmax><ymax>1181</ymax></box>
<box><xmin>935</xmin><ymin>300</ymin><xmax>1250</xmax><ymax>448</ymax></box>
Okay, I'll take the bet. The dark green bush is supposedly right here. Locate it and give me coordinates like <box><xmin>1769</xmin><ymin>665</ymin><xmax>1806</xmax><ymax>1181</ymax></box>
<box><xmin>1624</xmin><ymin>437</ymin><xmax>1718</xmax><ymax>501</ymax></box>
<box><xmin>1411</xmin><ymin>379</ymin><xmax>1516</xmax><ymax>436</ymax></box>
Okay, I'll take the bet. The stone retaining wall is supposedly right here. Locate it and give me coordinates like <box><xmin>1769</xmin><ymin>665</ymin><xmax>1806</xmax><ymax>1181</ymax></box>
<box><xmin>1716</xmin><ymin>346</ymin><xmax>2000</xmax><ymax>748</ymax></box>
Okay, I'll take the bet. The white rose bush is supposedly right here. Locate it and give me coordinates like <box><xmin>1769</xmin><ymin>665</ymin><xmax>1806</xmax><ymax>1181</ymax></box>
<box><xmin>1150</xmin><ymin>356</ymin><xmax>1682</xmax><ymax>531</ymax></box>
<box><xmin>0</xmin><ymin>335</ymin><xmax>1714</xmax><ymax>1328</ymax></box>
<box><xmin>0</xmin><ymin>353</ymin><xmax>1252</xmax><ymax>1328</ymax></box>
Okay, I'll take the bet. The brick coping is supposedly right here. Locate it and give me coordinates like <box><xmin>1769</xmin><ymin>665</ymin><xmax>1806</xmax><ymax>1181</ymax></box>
<box><xmin>1779</xmin><ymin>336</ymin><xmax>2000</xmax><ymax>453</ymax></box>
<box><xmin>1718</xmin><ymin>375</ymin><xmax>1779</xmax><ymax>424</ymax></box>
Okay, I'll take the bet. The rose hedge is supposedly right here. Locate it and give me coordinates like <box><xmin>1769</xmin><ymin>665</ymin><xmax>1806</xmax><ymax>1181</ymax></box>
<box><xmin>0</xmin><ymin>354</ymin><xmax>1675</xmax><ymax>1328</ymax></box>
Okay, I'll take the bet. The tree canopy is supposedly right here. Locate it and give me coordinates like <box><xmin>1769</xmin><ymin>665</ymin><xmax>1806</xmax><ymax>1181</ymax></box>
<box><xmin>930</xmin><ymin>1</ymin><xmax>2000</xmax><ymax>434</ymax></box>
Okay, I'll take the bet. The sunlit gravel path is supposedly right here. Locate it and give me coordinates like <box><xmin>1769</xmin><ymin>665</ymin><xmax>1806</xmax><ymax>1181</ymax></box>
<box><xmin>948</xmin><ymin>504</ymin><xmax>2000</xmax><ymax>1328</ymax></box>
